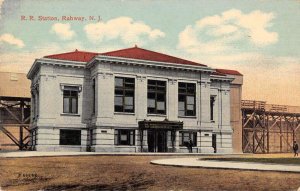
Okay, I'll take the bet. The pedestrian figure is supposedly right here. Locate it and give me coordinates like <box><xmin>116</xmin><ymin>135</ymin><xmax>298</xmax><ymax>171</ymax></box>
<box><xmin>293</xmin><ymin>141</ymin><xmax>298</xmax><ymax>157</ymax></box>
<box><xmin>188</xmin><ymin>138</ymin><xmax>193</xmax><ymax>153</ymax></box>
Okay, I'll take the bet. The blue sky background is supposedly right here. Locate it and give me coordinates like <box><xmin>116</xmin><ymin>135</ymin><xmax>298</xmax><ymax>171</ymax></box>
<box><xmin>0</xmin><ymin>0</ymin><xmax>299</xmax><ymax>105</ymax></box>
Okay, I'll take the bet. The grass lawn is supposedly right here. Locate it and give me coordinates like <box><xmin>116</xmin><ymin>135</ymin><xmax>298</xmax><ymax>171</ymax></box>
<box><xmin>202</xmin><ymin>157</ymin><xmax>300</xmax><ymax>165</ymax></box>
<box><xmin>0</xmin><ymin>154</ymin><xmax>300</xmax><ymax>191</ymax></box>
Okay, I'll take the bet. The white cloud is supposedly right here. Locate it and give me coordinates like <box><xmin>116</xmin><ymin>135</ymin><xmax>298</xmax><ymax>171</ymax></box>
<box><xmin>211</xmin><ymin>25</ymin><xmax>238</xmax><ymax>36</ymax></box>
<box><xmin>237</xmin><ymin>10</ymin><xmax>278</xmax><ymax>46</ymax></box>
<box><xmin>0</xmin><ymin>33</ymin><xmax>25</xmax><ymax>48</ymax></box>
<box><xmin>84</xmin><ymin>17</ymin><xmax>165</xmax><ymax>45</ymax></box>
<box><xmin>178</xmin><ymin>9</ymin><xmax>278</xmax><ymax>54</ymax></box>
<box><xmin>51</xmin><ymin>23</ymin><xmax>75</xmax><ymax>40</ymax></box>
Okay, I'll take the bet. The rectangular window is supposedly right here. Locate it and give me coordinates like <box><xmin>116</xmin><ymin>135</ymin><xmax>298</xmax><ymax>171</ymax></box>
<box><xmin>210</xmin><ymin>96</ymin><xmax>215</xmax><ymax>121</ymax></box>
<box><xmin>60</xmin><ymin>129</ymin><xmax>81</xmax><ymax>145</ymax></box>
<box><xmin>179</xmin><ymin>131</ymin><xmax>197</xmax><ymax>146</ymax></box>
<box><xmin>92</xmin><ymin>78</ymin><xmax>96</xmax><ymax>114</ymax></box>
<box><xmin>178</xmin><ymin>82</ymin><xmax>196</xmax><ymax>116</ymax></box>
<box><xmin>147</xmin><ymin>80</ymin><xmax>166</xmax><ymax>114</ymax></box>
<box><xmin>114</xmin><ymin>77</ymin><xmax>135</xmax><ymax>113</ymax></box>
<box><xmin>63</xmin><ymin>86</ymin><xmax>79</xmax><ymax>114</ymax></box>
<box><xmin>114</xmin><ymin>129</ymin><xmax>135</xmax><ymax>145</ymax></box>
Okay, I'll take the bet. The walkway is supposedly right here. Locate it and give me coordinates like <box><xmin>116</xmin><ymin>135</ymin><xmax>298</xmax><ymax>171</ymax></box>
<box><xmin>0</xmin><ymin>151</ymin><xmax>226</xmax><ymax>158</ymax></box>
<box><xmin>151</xmin><ymin>158</ymin><xmax>300</xmax><ymax>173</ymax></box>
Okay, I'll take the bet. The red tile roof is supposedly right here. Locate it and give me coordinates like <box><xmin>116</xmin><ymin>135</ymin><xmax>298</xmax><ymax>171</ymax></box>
<box><xmin>43</xmin><ymin>46</ymin><xmax>206</xmax><ymax>66</ymax></box>
<box><xmin>216</xmin><ymin>69</ymin><xmax>243</xmax><ymax>76</ymax></box>
<box><xmin>43</xmin><ymin>47</ymin><xmax>242</xmax><ymax>76</ymax></box>
<box><xmin>44</xmin><ymin>49</ymin><xmax>98</xmax><ymax>62</ymax></box>
<box><xmin>101</xmin><ymin>46</ymin><xmax>206</xmax><ymax>66</ymax></box>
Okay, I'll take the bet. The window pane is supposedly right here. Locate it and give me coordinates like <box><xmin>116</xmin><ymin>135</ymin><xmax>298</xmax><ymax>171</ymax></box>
<box><xmin>193</xmin><ymin>132</ymin><xmax>197</xmax><ymax>146</ymax></box>
<box><xmin>179</xmin><ymin>83</ymin><xmax>186</xmax><ymax>88</ymax></box>
<box><xmin>93</xmin><ymin>79</ymin><xmax>96</xmax><ymax>114</ymax></box>
<box><xmin>114</xmin><ymin>131</ymin><xmax>118</xmax><ymax>144</ymax></box>
<box><xmin>183</xmin><ymin>133</ymin><xmax>189</xmax><ymax>142</ymax></box>
<box><xmin>115</xmin><ymin>78</ymin><xmax>123</xmax><ymax>87</ymax></box>
<box><xmin>125</xmin><ymin>83</ymin><xmax>135</xmax><ymax>89</ymax></box>
<box><xmin>187</xmin><ymin>96</ymin><xmax>194</xmax><ymax>104</ymax></box>
<box><xmin>71</xmin><ymin>98</ymin><xmax>77</xmax><ymax>113</ymax></box>
<box><xmin>179</xmin><ymin>101</ymin><xmax>185</xmax><ymax>111</ymax></box>
<box><xmin>178</xmin><ymin>94</ymin><xmax>185</xmax><ymax>101</ymax></box>
<box><xmin>125</xmin><ymin>90</ymin><xmax>134</xmax><ymax>96</ymax></box>
<box><xmin>71</xmin><ymin>91</ymin><xmax>77</xmax><ymax>97</ymax></box>
<box><xmin>157</xmin><ymin>109</ymin><xmax>165</xmax><ymax>114</ymax></box>
<box><xmin>157</xmin><ymin>101</ymin><xmax>165</xmax><ymax>110</ymax></box>
<box><xmin>187</xmin><ymin>84</ymin><xmax>195</xmax><ymax>93</ymax></box>
<box><xmin>157</xmin><ymin>81</ymin><xmax>166</xmax><ymax>86</ymax></box>
<box><xmin>115</xmin><ymin>105</ymin><xmax>123</xmax><ymax>112</ymax></box>
<box><xmin>63</xmin><ymin>98</ymin><xmax>69</xmax><ymax>113</ymax></box>
<box><xmin>115</xmin><ymin>89</ymin><xmax>123</xmax><ymax>95</ymax></box>
<box><xmin>148</xmin><ymin>80</ymin><xmax>156</xmax><ymax>85</ymax></box>
<box><xmin>178</xmin><ymin>110</ymin><xmax>185</xmax><ymax>116</ymax></box>
<box><xmin>125</xmin><ymin>78</ymin><xmax>135</xmax><ymax>84</ymax></box>
<box><xmin>147</xmin><ymin>99</ymin><xmax>155</xmax><ymax>108</ymax></box>
<box><xmin>210</xmin><ymin>96</ymin><xmax>215</xmax><ymax>120</ymax></box>
<box><xmin>125</xmin><ymin>96</ymin><xmax>133</xmax><ymax>105</ymax></box>
<box><xmin>60</xmin><ymin>130</ymin><xmax>81</xmax><ymax>145</ymax></box>
<box><xmin>179</xmin><ymin>88</ymin><xmax>186</xmax><ymax>94</ymax></box>
<box><xmin>130</xmin><ymin>131</ymin><xmax>134</xmax><ymax>145</ymax></box>
<box><xmin>115</xmin><ymin>96</ymin><xmax>123</xmax><ymax>106</ymax></box>
<box><xmin>148</xmin><ymin>108</ymin><xmax>155</xmax><ymax>113</ymax></box>
<box><xmin>179</xmin><ymin>132</ymin><xmax>182</xmax><ymax>145</ymax></box>
<box><xmin>187</xmin><ymin>104</ymin><xmax>194</xmax><ymax>110</ymax></box>
<box><xmin>157</xmin><ymin>86</ymin><xmax>166</xmax><ymax>91</ymax></box>
<box><xmin>148</xmin><ymin>92</ymin><xmax>155</xmax><ymax>99</ymax></box>
<box><xmin>121</xmin><ymin>134</ymin><xmax>128</xmax><ymax>141</ymax></box>
<box><xmin>157</xmin><ymin>93</ymin><xmax>165</xmax><ymax>101</ymax></box>
<box><xmin>63</xmin><ymin>90</ymin><xmax>70</xmax><ymax>96</ymax></box>
<box><xmin>187</xmin><ymin>110</ymin><xmax>195</xmax><ymax>116</ymax></box>
<box><xmin>124</xmin><ymin>105</ymin><xmax>133</xmax><ymax>111</ymax></box>
<box><xmin>148</xmin><ymin>85</ymin><xmax>156</xmax><ymax>91</ymax></box>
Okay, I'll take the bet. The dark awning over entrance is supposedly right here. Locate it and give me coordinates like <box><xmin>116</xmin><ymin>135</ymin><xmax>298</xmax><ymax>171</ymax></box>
<box><xmin>138</xmin><ymin>119</ymin><xmax>183</xmax><ymax>130</ymax></box>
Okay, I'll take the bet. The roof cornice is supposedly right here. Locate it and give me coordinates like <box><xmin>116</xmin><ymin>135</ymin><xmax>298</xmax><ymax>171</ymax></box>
<box><xmin>210</xmin><ymin>74</ymin><xmax>235</xmax><ymax>82</ymax></box>
<box><xmin>27</xmin><ymin>56</ymin><xmax>236</xmax><ymax>83</ymax></box>
<box><xmin>27</xmin><ymin>58</ymin><xmax>86</xmax><ymax>79</ymax></box>
<box><xmin>87</xmin><ymin>55</ymin><xmax>215</xmax><ymax>73</ymax></box>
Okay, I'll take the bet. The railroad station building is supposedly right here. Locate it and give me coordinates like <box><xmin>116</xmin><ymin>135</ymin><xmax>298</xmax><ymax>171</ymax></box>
<box><xmin>27</xmin><ymin>46</ymin><xmax>243</xmax><ymax>153</ymax></box>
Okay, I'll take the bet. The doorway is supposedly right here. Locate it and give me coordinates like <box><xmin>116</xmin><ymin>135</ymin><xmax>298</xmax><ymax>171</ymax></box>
<box><xmin>147</xmin><ymin>130</ymin><xmax>167</xmax><ymax>152</ymax></box>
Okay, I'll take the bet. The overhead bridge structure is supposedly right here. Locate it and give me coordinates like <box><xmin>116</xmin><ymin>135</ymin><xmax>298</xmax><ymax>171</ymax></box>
<box><xmin>0</xmin><ymin>72</ymin><xmax>31</xmax><ymax>150</ymax></box>
<box><xmin>242</xmin><ymin>100</ymin><xmax>300</xmax><ymax>153</ymax></box>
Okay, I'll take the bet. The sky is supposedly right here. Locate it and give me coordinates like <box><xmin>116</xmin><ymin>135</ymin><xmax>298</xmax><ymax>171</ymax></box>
<box><xmin>0</xmin><ymin>0</ymin><xmax>299</xmax><ymax>106</ymax></box>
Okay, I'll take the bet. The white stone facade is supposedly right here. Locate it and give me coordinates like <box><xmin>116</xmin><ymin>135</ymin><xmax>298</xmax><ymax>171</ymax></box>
<box><xmin>27</xmin><ymin>52</ymin><xmax>236</xmax><ymax>153</ymax></box>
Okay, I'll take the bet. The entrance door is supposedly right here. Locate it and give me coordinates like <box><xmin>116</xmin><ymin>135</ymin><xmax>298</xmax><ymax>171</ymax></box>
<box><xmin>212</xmin><ymin>133</ymin><xmax>217</xmax><ymax>153</ymax></box>
<box><xmin>147</xmin><ymin>130</ymin><xmax>167</xmax><ymax>152</ymax></box>
<box><xmin>157</xmin><ymin>130</ymin><xmax>167</xmax><ymax>152</ymax></box>
<box><xmin>148</xmin><ymin>130</ymin><xmax>155</xmax><ymax>152</ymax></box>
